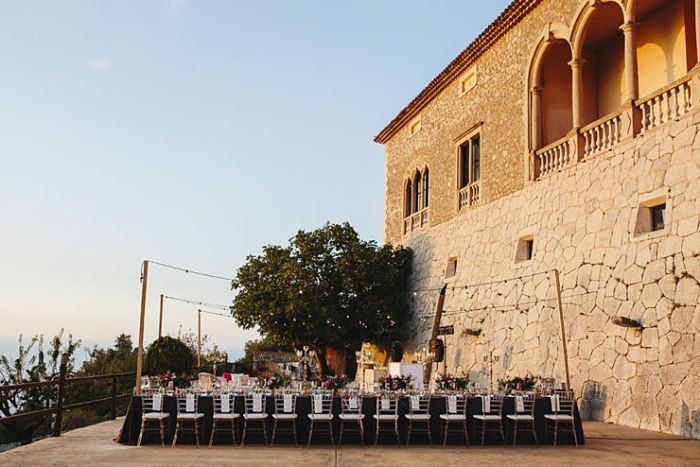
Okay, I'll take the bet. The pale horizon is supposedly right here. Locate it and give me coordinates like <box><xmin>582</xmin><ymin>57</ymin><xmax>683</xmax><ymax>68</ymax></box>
<box><xmin>0</xmin><ymin>0</ymin><xmax>510</xmax><ymax>361</ymax></box>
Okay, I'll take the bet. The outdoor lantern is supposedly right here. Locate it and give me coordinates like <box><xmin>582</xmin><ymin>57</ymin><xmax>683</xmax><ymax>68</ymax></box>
<box><xmin>391</xmin><ymin>341</ymin><xmax>404</xmax><ymax>362</ymax></box>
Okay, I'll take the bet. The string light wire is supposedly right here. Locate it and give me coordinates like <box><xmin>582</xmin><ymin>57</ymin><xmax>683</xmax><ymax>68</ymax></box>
<box><xmin>163</xmin><ymin>295</ymin><xmax>232</xmax><ymax>312</ymax></box>
<box><xmin>410</xmin><ymin>270</ymin><xmax>550</xmax><ymax>294</ymax></box>
<box><xmin>143</xmin><ymin>260</ymin><xmax>234</xmax><ymax>282</ymax></box>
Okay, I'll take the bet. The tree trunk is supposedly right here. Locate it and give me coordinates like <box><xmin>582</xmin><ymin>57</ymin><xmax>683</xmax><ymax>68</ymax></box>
<box><xmin>313</xmin><ymin>347</ymin><xmax>330</xmax><ymax>377</ymax></box>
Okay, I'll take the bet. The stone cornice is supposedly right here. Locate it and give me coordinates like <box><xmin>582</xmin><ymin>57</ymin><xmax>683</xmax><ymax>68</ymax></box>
<box><xmin>374</xmin><ymin>0</ymin><xmax>543</xmax><ymax>145</ymax></box>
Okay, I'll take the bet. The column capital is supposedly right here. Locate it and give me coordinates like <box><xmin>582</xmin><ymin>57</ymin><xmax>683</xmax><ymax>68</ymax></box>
<box><xmin>620</xmin><ymin>21</ymin><xmax>641</xmax><ymax>33</ymax></box>
<box><xmin>568</xmin><ymin>58</ymin><xmax>586</xmax><ymax>69</ymax></box>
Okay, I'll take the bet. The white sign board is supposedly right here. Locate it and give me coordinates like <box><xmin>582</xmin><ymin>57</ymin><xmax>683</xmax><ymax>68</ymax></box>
<box><xmin>388</xmin><ymin>363</ymin><xmax>424</xmax><ymax>391</ymax></box>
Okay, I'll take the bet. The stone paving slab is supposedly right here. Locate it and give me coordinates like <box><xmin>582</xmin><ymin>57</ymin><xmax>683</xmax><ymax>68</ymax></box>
<box><xmin>1</xmin><ymin>418</ymin><xmax>698</xmax><ymax>466</ymax></box>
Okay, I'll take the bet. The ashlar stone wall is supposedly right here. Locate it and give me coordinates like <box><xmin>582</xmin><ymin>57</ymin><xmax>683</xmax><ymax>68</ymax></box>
<box><xmin>402</xmin><ymin>113</ymin><xmax>700</xmax><ymax>438</ymax></box>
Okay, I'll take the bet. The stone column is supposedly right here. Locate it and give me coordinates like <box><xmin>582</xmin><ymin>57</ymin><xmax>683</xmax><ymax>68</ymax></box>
<box><xmin>620</xmin><ymin>21</ymin><xmax>640</xmax><ymax>101</ymax></box>
<box><xmin>569</xmin><ymin>58</ymin><xmax>586</xmax><ymax>128</ymax></box>
<box><xmin>530</xmin><ymin>86</ymin><xmax>543</xmax><ymax>150</ymax></box>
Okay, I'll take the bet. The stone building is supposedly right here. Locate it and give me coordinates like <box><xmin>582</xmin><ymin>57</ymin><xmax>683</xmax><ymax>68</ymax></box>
<box><xmin>375</xmin><ymin>0</ymin><xmax>699</xmax><ymax>438</ymax></box>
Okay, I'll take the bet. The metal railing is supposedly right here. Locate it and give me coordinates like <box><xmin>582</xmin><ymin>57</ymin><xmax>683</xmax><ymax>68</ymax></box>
<box><xmin>0</xmin><ymin>371</ymin><xmax>135</xmax><ymax>437</ymax></box>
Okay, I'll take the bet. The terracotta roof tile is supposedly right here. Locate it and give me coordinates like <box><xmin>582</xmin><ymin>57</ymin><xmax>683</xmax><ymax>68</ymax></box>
<box><xmin>374</xmin><ymin>0</ymin><xmax>542</xmax><ymax>144</ymax></box>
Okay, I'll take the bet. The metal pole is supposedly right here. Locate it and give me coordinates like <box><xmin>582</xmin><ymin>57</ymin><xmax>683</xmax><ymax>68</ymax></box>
<box><xmin>135</xmin><ymin>260</ymin><xmax>149</xmax><ymax>394</ymax></box>
<box><xmin>198</xmin><ymin>309</ymin><xmax>202</xmax><ymax>368</ymax></box>
<box><xmin>553</xmin><ymin>269</ymin><xmax>571</xmax><ymax>390</ymax></box>
<box><xmin>158</xmin><ymin>294</ymin><xmax>164</xmax><ymax>338</ymax></box>
<box><xmin>425</xmin><ymin>285</ymin><xmax>447</xmax><ymax>384</ymax></box>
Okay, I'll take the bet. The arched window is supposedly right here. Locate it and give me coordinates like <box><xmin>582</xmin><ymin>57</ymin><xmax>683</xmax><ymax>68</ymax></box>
<box><xmin>576</xmin><ymin>2</ymin><xmax>626</xmax><ymax>125</ymax></box>
<box><xmin>404</xmin><ymin>180</ymin><xmax>412</xmax><ymax>217</ymax></box>
<box><xmin>538</xmin><ymin>40</ymin><xmax>572</xmax><ymax>146</ymax></box>
<box><xmin>413</xmin><ymin>173</ymin><xmax>421</xmax><ymax>213</ymax></box>
<box><xmin>422</xmin><ymin>169</ymin><xmax>429</xmax><ymax>208</ymax></box>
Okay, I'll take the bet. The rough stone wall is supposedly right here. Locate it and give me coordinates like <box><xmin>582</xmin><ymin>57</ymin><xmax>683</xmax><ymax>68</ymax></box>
<box><xmin>401</xmin><ymin>113</ymin><xmax>700</xmax><ymax>438</ymax></box>
<box><xmin>383</xmin><ymin>0</ymin><xmax>581</xmax><ymax>244</ymax></box>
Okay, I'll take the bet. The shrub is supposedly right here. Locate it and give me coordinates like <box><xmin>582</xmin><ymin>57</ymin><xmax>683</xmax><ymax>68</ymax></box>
<box><xmin>143</xmin><ymin>336</ymin><xmax>194</xmax><ymax>376</ymax></box>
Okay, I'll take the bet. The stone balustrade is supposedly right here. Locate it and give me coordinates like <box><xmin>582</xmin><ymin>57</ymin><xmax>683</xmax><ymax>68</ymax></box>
<box><xmin>638</xmin><ymin>75</ymin><xmax>693</xmax><ymax>133</ymax></box>
<box><xmin>403</xmin><ymin>208</ymin><xmax>429</xmax><ymax>235</ymax></box>
<box><xmin>535</xmin><ymin>135</ymin><xmax>574</xmax><ymax>179</ymax></box>
<box><xmin>581</xmin><ymin>111</ymin><xmax>624</xmax><ymax>159</ymax></box>
<box><xmin>458</xmin><ymin>181</ymin><xmax>480</xmax><ymax>210</ymax></box>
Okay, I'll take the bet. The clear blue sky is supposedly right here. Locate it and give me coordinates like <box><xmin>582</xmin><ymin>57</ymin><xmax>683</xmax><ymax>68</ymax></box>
<box><xmin>0</xmin><ymin>0</ymin><xmax>511</xmax><ymax>361</ymax></box>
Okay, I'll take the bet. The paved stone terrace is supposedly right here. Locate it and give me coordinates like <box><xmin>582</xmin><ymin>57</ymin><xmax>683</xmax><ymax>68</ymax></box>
<box><xmin>1</xmin><ymin>418</ymin><xmax>698</xmax><ymax>466</ymax></box>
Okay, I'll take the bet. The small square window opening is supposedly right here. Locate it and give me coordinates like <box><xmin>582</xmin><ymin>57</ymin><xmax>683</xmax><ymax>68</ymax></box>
<box><xmin>445</xmin><ymin>258</ymin><xmax>458</xmax><ymax>278</ymax></box>
<box><xmin>634</xmin><ymin>194</ymin><xmax>668</xmax><ymax>237</ymax></box>
<box><xmin>515</xmin><ymin>235</ymin><xmax>534</xmax><ymax>263</ymax></box>
<box><xmin>651</xmin><ymin>204</ymin><xmax>666</xmax><ymax>231</ymax></box>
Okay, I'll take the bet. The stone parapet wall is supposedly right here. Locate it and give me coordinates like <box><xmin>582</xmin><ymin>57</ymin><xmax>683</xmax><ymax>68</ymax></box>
<box><xmin>402</xmin><ymin>113</ymin><xmax>700</xmax><ymax>438</ymax></box>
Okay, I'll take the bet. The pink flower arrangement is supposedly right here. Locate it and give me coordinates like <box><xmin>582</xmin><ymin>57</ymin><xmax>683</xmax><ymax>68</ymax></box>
<box><xmin>378</xmin><ymin>375</ymin><xmax>412</xmax><ymax>391</ymax></box>
<box><xmin>258</xmin><ymin>373</ymin><xmax>290</xmax><ymax>389</ymax></box>
<box><xmin>435</xmin><ymin>374</ymin><xmax>469</xmax><ymax>391</ymax></box>
<box><xmin>317</xmin><ymin>375</ymin><xmax>349</xmax><ymax>390</ymax></box>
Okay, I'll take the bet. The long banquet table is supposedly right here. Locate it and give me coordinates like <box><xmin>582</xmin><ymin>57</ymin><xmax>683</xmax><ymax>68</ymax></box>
<box><xmin>117</xmin><ymin>394</ymin><xmax>584</xmax><ymax>446</ymax></box>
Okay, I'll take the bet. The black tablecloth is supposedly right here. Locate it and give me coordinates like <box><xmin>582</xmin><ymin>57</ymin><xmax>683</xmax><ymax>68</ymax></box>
<box><xmin>117</xmin><ymin>395</ymin><xmax>584</xmax><ymax>446</ymax></box>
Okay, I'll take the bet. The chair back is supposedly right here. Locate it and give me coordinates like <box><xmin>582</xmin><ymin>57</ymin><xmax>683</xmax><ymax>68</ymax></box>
<box><xmin>310</xmin><ymin>390</ymin><xmax>333</xmax><ymax>415</ymax></box>
<box><xmin>376</xmin><ymin>394</ymin><xmax>398</xmax><ymax>416</ymax></box>
<box><xmin>513</xmin><ymin>394</ymin><xmax>536</xmax><ymax>415</ymax></box>
<box><xmin>213</xmin><ymin>393</ymin><xmax>236</xmax><ymax>414</ymax></box>
<box><xmin>479</xmin><ymin>394</ymin><xmax>503</xmax><ymax>415</ymax></box>
<box><xmin>274</xmin><ymin>391</ymin><xmax>297</xmax><ymax>415</ymax></box>
<box><xmin>176</xmin><ymin>392</ymin><xmax>199</xmax><ymax>414</ymax></box>
<box><xmin>199</xmin><ymin>372</ymin><xmax>216</xmax><ymax>383</ymax></box>
<box><xmin>142</xmin><ymin>393</ymin><xmax>165</xmax><ymax>413</ymax></box>
<box><xmin>408</xmin><ymin>394</ymin><xmax>431</xmax><ymax>415</ymax></box>
<box><xmin>311</xmin><ymin>390</ymin><xmax>333</xmax><ymax>414</ymax></box>
<box><xmin>341</xmin><ymin>393</ymin><xmax>363</xmax><ymax>416</ymax></box>
<box><xmin>245</xmin><ymin>391</ymin><xmax>268</xmax><ymax>414</ymax></box>
<box><xmin>444</xmin><ymin>393</ymin><xmax>467</xmax><ymax>415</ymax></box>
<box><xmin>551</xmin><ymin>390</ymin><xmax>575</xmax><ymax>416</ymax></box>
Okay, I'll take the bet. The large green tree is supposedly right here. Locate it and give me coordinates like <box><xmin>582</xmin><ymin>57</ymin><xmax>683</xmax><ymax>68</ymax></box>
<box><xmin>231</xmin><ymin>222</ymin><xmax>412</xmax><ymax>375</ymax></box>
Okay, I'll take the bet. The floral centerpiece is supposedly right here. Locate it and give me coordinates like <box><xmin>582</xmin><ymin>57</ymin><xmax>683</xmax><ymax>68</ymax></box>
<box><xmin>435</xmin><ymin>374</ymin><xmax>469</xmax><ymax>391</ymax></box>
<box><xmin>378</xmin><ymin>374</ymin><xmax>413</xmax><ymax>391</ymax></box>
<box><xmin>258</xmin><ymin>373</ymin><xmax>290</xmax><ymax>390</ymax></box>
<box><xmin>152</xmin><ymin>371</ymin><xmax>192</xmax><ymax>389</ymax></box>
<box><xmin>497</xmin><ymin>375</ymin><xmax>537</xmax><ymax>394</ymax></box>
<box><xmin>316</xmin><ymin>375</ymin><xmax>350</xmax><ymax>391</ymax></box>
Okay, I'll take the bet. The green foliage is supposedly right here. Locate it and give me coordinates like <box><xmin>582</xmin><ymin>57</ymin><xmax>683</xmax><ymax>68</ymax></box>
<box><xmin>231</xmin><ymin>222</ymin><xmax>412</xmax><ymax>373</ymax></box>
<box><xmin>0</xmin><ymin>330</ymin><xmax>80</xmax><ymax>445</ymax></box>
<box><xmin>143</xmin><ymin>336</ymin><xmax>194</xmax><ymax>376</ymax></box>
<box><xmin>79</xmin><ymin>334</ymin><xmax>136</xmax><ymax>376</ymax></box>
<box><xmin>62</xmin><ymin>334</ymin><xmax>137</xmax><ymax>432</ymax></box>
